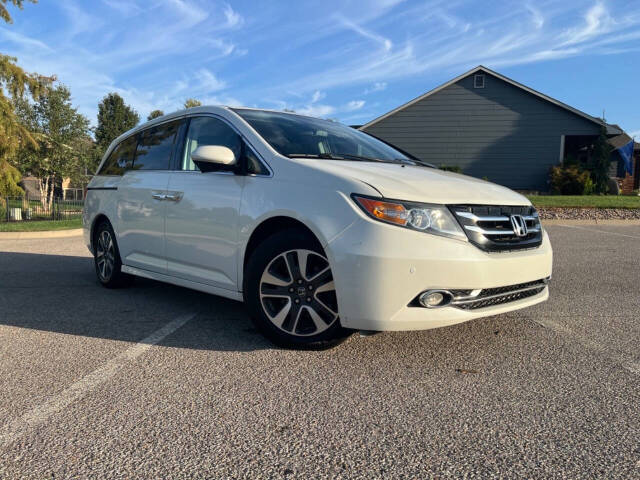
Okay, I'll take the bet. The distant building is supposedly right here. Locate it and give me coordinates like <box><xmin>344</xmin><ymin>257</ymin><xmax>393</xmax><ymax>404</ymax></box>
<box><xmin>360</xmin><ymin>66</ymin><xmax>628</xmax><ymax>192</ymax></box>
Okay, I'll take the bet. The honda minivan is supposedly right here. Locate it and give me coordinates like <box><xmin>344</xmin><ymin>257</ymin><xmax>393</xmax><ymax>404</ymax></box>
<box><xmin>84</xmin><ymin>106</ymin><xmax>552</xmax><ymax>348</ymax></box>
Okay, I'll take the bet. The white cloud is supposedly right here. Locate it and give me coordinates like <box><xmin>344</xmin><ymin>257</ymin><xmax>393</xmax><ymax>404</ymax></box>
<box><xmin>223</xmin><ymin>3</ymin><xmax>243</xmax><ymax>28</ymax></box>
<box><xmin>561</xmin><ymin>2</ymin><xmax>612</xmax><ymax>46</ymax></box>
<box><xmin>364</xmin><ymin>82</ymin><xmax>387</xmax><ymax>94</ymax></box>
<box><xmin>195</xmin><ymin>69</ymin><xmax>226</xmax><ymax>92</ymax></box>
<box><xmin>526</xmin><ymin>4</ymin><xmax>545</xmax><ymax>29</ymax></box>
<box><xmin>296</xmin><ymin>104</ymin><xmax>336</xmax><ymax>117</ymax></box>
<box><xmin>337</xmin><ymin>15</ymin><xmax>392</xmax><ymax>51</ymax></box>
<box><xmin>311</xmin><ymin>90</ymin><xmax>326</xmax><ymax>103</ymax></box>
<box><xmin>345</xmin><ymin>100</ymin><xmax>365</xmax><ymax>111</ymax></box>
<box><xmin>629</xmin><ymin>130</ymin><xmax>640</xmax><ymax>139</ymax></box>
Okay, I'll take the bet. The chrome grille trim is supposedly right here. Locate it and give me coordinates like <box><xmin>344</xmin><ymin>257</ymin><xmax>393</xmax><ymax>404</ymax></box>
<box><xmin>451</xmin><ymin>283</ymin><xmax>546</xmax><ymax>305</ymax></box>
<box><xmin>449</xmin><ymin>205</ymin><xmax>543</xmax><ymax>252</ymax></box>
<box><xmin>452</xmin><ymin>278</ymin><xmax>549</xmax><ymax>310</ymax></box>
<box><xmin>464</xmin><ymin>225</ymin><xmax>541</xmax><ymax>235</ymax></box>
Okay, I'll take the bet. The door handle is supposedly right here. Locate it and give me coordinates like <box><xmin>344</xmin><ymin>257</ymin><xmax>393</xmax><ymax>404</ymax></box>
<box><xmin>152</xmin><ymin>192</ymin><xmax>166</xmax><ymax>200</ymax></box>
<box><xmin>165</xmin><ymin>192</ymin><xmax>183</xmax><ymax>202</ymax></box>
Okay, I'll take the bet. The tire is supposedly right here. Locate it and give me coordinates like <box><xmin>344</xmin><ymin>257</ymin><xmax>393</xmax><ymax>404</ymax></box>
<box><xmin>93</xmin><ymin>220</ymin><xmax>133</xmax><ymax>289</ymax></box>
<box><xmin>244</xmin><ymin>229</ymin><xmax>351</xmax><ymax>349</ymax></box>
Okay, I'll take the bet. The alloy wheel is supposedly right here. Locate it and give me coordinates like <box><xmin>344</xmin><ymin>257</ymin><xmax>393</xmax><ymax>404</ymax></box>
<box><xmin>259</xmin><ymin>249</ymin><xmax>339</xmax><ymax>336</ymax></box>
<box><xmin>96</xmin><ymin>230</ymin><xmax>116</xmax><ymax>281</ymax></box>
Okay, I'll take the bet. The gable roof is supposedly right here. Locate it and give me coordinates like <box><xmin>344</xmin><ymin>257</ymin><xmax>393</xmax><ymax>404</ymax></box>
<box><xmin>360</xmin><ymin>65</ymin><xmax>622</xmax><ymax>135</ymax></box>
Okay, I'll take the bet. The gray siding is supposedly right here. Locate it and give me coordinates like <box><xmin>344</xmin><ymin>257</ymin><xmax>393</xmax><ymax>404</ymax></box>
<box><xmin>362</xmin><ymin>73</ymin><xmax>600</xmax><ymax>191</ymax></box>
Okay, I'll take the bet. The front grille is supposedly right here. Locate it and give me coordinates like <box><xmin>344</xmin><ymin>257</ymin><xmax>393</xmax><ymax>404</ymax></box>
<box><xmin>450</xmin><ymin>205</ymin><xmax>543</xmax><ymax>252</ymax></box>
<box><xmin>452</xmin><ymin>278</ymin><xmax>548</xmax><ymax>310</ymax></box>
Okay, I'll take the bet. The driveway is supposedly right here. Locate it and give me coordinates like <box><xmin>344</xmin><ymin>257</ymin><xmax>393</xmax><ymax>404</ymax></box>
<box><xmin>0</xmin><ymin>225</ymin><xmax>638</xmax><ymax>479</ymax></box>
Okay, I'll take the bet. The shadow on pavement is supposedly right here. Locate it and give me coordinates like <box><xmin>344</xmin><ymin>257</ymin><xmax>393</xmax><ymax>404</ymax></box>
<box><xmin>0</xmin><ymin>251</ymin><xmax>273</xmax><ymax>353</ymax></box>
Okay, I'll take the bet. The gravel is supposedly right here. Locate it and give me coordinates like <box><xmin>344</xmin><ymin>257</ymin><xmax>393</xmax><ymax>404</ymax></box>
<box><xmin>538</xmin><ymin>207</ymin><xmax>640</xmax><ymax>220</ymax></box>
<box><xmin>0</xmin><ymin>227</ymin><xmax>639</xmax><ymax>479</ymax></box>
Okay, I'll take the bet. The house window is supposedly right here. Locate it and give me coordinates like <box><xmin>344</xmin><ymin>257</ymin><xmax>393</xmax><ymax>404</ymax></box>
<box><xmin>474</xmin><ymin>74</ymin><xmax>485</xmax><ymax>88</ymax></box>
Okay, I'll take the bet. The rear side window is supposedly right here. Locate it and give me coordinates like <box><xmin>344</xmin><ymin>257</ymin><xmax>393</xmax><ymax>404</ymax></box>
<box><xmin>133</xmin><ymin>121</ymin><xmax>180</xmax><ymax>170</ymax></box>
<box><xmin>98</xmin><ymin>136</ymin><xmax>137</xmax><ymax>175</ymax></box>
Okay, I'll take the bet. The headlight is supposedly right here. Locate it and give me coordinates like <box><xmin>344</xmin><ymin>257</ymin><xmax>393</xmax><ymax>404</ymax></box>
<box><xmin>352</xmin><ymin>194</ymin><xmax>466</xmax><ymax>240</ymax></box>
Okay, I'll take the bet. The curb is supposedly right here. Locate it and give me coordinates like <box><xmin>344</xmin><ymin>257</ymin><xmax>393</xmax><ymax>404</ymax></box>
<box><xmin>541</xmin><ymin>219</ymin><xmax>640</xmax><ymax>226</ymax></box>
<box><xmin>0</xmin><ymin>228</ymin><xmax>83</xmax><ymax>240</ymax></box>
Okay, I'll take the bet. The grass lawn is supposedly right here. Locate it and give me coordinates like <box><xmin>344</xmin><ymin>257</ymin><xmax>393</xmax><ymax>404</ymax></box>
<box><xmin>527</xmin><ymin>195</ymin><xmax>640</xmax><ymax>209</ymax></box>
<box><xmin>0</xmin><ymin>218</ymin><xmax>82</xmax><ymax>232</ymax></box>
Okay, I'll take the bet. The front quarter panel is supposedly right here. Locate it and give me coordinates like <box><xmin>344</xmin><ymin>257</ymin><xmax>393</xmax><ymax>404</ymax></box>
<box><xmin>237</xmin><ymin>170</ymin><xmax>378</xmax><ymax>291</ymax></box>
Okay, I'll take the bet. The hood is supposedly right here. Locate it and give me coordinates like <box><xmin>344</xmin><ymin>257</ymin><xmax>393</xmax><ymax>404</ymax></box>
<box><xmin>303</xmin><ymin>160</ymin><xmax>530</xmax><ymax>206</ymax></box>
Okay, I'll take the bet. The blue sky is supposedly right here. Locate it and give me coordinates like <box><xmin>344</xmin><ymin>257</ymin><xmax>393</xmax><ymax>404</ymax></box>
<box><xmin>2</xmin><ymin>0</ymin><xmax>639</xmax><ymax>136</ymax></box>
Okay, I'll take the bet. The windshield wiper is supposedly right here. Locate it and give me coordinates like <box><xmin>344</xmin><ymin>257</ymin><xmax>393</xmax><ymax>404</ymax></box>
<box><xmin>287</xmin><ymin>153</ymin><xmax>347</xmax><ymax>160</ymax></box>
<box><xmin>287</xmin><ymin>153</ymin><xmax>407</xmax><ymax>164</ymax></box>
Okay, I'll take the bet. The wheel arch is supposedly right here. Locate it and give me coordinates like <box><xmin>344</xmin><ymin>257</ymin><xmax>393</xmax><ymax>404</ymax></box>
<box><xmin>90</xmin><ymin>213</ymin><xmax>112</xmax><ymax>253</ymax></box>
<box><xmin>242</xmin><ymin>216</ymin><xmax>324</xmax><ymax>278</ymax></box>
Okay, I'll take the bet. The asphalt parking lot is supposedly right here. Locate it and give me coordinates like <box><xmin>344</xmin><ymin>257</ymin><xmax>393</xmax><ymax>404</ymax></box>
<box><xmin>0</xmin><ymin>224</ymin><xmax>639</xmax><ymax>479</ymax></box>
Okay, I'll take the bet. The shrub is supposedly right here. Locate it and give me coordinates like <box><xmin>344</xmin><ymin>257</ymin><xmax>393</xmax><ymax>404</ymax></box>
<box><xmin>550</xmin><ymin>166</ymin><xmax>595</xmax><ymax>195</ymax></box>
<box><xmin>439</xmin><ymin>165</ymin><xmax>462</xmax><ymax>173</ymax></box>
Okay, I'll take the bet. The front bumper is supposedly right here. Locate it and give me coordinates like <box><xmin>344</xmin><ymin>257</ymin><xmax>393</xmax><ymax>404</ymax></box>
<box><xmin>326</xmin><ymin>217</ymin><xmax>553</xmax><ymax>331</ymax></box>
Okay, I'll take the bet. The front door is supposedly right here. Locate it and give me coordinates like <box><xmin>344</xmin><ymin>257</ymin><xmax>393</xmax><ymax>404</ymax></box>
<box><xmin>164</xmin><ymin>116</ymin><xmax>245</xmax><ymax>291</ymax></box>
<box><xmin>116</xmin><ymin>120</ymin><xmax>181</xmax><ymax>273</ymax></box>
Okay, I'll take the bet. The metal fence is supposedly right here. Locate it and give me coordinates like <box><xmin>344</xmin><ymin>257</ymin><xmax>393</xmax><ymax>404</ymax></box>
<box><xmin>0</xmin><ymin>196</ymin><xmax>84</xmax><ymax>223</ymax></box>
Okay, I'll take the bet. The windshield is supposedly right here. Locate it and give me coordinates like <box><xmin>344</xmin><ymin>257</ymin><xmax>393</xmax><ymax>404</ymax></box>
<box><xmin>233</xmin><ymin>108</ymin><xmax>415</xmax><ymax>164</ymax></box>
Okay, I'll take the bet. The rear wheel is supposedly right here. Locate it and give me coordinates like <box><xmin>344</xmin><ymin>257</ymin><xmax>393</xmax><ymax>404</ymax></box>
<box><xmin>93</xmin><ymin>220</ymin><xmax>133</xmax><ymax>288</ymax></box>
<box><xmin>245</xmin><ymin>229</ymin><xmax>350</xmax><ymax>349</ymax></box>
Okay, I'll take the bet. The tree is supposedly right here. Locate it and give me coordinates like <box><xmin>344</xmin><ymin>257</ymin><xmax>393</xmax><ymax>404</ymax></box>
<box><xmin>147</xmin><ymin>109</ymin><xmax>164</xmax><ymax>121</ymax></box>
<box><xmin>0</xmin><ymin>0</ymin><xmax>35</xmax><ymax>23</ymax></box>
<box><xmin>589</xmin><ymin>125</ymin><xmax>613</xmax><ymax>194</ymax></box>
<box><xmin>183</xmin><ymin>98</ymin><xmax>201</xmax><ymax>109</ymax></box>
<box><xmin>0</xmin><ymin>0</ymin><xmax>43</xmax><ymax>197</ymax></box>
<box><xmin>14</xmin><ymin>84</ymin><xmax>91</xmax><ymax>210</ymax></box>
<box><xmin>95</xmin><ymin>92</ymin><xmax>139</xmax><ymax>152</ymax></box>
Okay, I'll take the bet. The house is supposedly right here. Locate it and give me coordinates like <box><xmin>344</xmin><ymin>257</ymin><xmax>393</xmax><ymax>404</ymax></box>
<box><xmin>360</xmin><ymin>66</ymin><xmax>626</xmax><ymax>192</ymax></box>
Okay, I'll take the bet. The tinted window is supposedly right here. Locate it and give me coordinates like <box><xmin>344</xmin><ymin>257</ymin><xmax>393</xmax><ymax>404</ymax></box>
<box><xmin>98</xmin><ymin>135</ymin><xmax>136</xmax><ymax>175</ymax></box>
<box><xmin>133</xmin><ymin>121</ymin><xmax>180</xmax><ymax>171</ymax></box>
<box><xmin>245</xmin><ymin>147</ymin><xmax>269</xmax><ymax>175</ymax></box>
<box><xmin>233</xmin><ymin>109</ymin><xmax>412</xmax><ymax>164</ymax></box>
<box><xmin>182</xmin><ymin>117</ymin><xmax>243</xmax><ymax>171</ymax></box>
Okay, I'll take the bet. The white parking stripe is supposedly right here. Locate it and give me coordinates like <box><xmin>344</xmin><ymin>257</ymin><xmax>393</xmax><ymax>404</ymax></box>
<box><xmin>0</xmin><ymin>312</ymin><xmax>196</xmax><ymax>448</ymax></box>
<box><xmin>533</xmin><ymin>317</ymin><xmax>640</xmax><ymax>376</ymax></box>
<box><xmin>553</xmin><ymin>224</ymin><xmax>640</xmax><ymax>239</ymax></box>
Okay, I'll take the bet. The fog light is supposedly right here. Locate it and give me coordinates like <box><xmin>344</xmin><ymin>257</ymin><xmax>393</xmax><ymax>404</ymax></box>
<box><xmin>419</xmin><ymin>290</ymin><xmax>452</xmax><ymax>308</ymax></box>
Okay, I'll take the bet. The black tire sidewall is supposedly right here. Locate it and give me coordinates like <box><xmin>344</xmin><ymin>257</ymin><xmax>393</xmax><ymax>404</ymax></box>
<box><xmin>244</xmin><ymin>229</ymin><xmax>349</xmax><ymax>349</ymax></box>
<box><xmin>94</xmin><ymin>220</ymin><xmax>130</xmax><ymax>288</ymax></box>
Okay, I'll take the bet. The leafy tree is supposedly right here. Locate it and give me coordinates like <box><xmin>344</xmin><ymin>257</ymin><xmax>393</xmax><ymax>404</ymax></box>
<box><xmin>183</xmin><ymin>98</ymin><xmax>202</xmax><ymax>109</ymax></box>
<box><xmin>95</xmin><ymin>92</ymin><xmax>139</xmax><ymax>152</ymax></box>
<box><xmin>0</xmin><ymin>0</ymin><xmax>35</xmax><ymax>23</ymax></box>
<box><xmin>0</xmin><ymin>0</ymin><xmax>43</xmax><ymax>197</ymax></box>
<box><xmin>147</xmin><ymin>109</ymin><xmax>164</xmax><ymax>121</ymax></box>
<box><xmin>0</xmin><ymin>161</ymin><xmax>23</xmax><ymax>196</ymax></box>
<box><xmin>589</xmin><ymin>125</ymin><xmax>613</xmax><ymax>194</ymax></box>
<box><xmin>14</xmin><ymin>84</ymin><xmax>91</xmax><ymax>209</ymax></box>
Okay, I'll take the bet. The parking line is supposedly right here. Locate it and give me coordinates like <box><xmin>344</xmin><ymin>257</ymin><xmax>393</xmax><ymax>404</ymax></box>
<box><xmin>0</xmin><ymin>312</ymin><xmax>197</xmax><ymax>448</ymax></box>
<box><xmin>552</xmin><ymin>224</ymin><xmax>640</xmax><ymax>240</ymax></box>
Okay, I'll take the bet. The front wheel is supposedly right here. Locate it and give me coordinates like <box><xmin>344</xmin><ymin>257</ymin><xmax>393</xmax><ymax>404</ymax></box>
<box><xmin>244</xmin><ymin>229</ymin><xmax>350</xmax><ymax>349</ymax></box>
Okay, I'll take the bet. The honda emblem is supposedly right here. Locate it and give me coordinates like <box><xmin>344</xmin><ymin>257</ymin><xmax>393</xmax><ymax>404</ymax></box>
<box><xmin>510</xmin><ymin>214</ymin><xmax>528</xmax><ymax>237</ymax></box>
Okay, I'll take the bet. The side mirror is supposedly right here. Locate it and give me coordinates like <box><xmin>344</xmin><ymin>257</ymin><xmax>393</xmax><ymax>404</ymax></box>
<box><xmin>191</xmin><ymin>145</ymin><xmax>237</xmax><ymax>172</ymax></box>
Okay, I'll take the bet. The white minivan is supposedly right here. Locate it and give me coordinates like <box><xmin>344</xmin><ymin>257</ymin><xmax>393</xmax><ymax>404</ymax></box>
<box><xmin>84</xmin><ymin>106</ymin><xmax>552</xmax><ymax>348</ymax></box>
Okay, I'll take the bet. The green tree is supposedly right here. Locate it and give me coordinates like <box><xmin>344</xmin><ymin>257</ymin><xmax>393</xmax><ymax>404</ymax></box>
<box><xmin>0</xmin><ymin>0</ymin><xmax>35</xmax><ymax>23</ymax></box>
<box><xmin>147</xmin><ymin>109</ymin><xmax>164</xmax><ymax>121</ymax></box>
<box><xmin>183</xmin><ymin>98</ymin><xmax>202</xmax><ymax>109</ymax></box>
<box><xmin>14</xmin><ymin>84</ymin><xmax>91</xmax><ymax>209</ymax></box>
<box><xmin>0</xmin><ymin>0</ymin><xmax>43</xmax><ymax>197</ymax></box>
<box><xmin>589</xmin><ymin>125</ymin><xmax>613</xmax><ymax>194</ymax></box>
<box><xmin>95</xmin><ymin>92</ymin><xmax>139</xmax><ymax>152</ymax></box>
